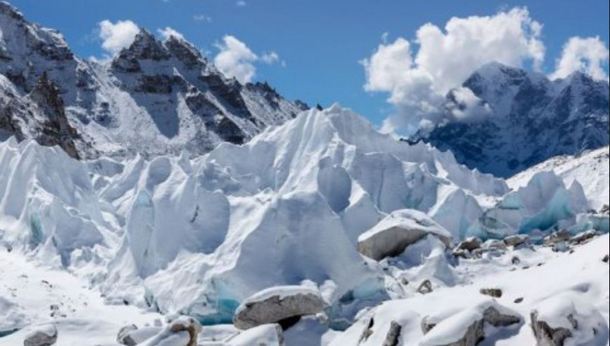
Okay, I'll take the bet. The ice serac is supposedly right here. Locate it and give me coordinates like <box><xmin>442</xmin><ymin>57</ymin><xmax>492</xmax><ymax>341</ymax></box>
<box><xmin>1</xmin><ymin>2</ymin><xmax>308</xmax><ymax>158</ymax></box>
<box><xmin>419</xmin><ymin>62</ymin><xmax>609</xmax><ymax>177</ymax></box>
<box><xmin>1</xmin><ymin>106</ymin><xmax>603</xmax><ymax>334</ymax></box>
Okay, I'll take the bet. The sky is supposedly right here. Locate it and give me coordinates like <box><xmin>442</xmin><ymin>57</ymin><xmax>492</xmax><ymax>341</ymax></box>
<box><xmin>7</xmin><ymin>0</ymin><xmax>610</xmax><ymax>127</ymax></box>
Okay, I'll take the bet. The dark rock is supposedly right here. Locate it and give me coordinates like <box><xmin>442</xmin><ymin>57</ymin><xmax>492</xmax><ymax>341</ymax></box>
<box><xmin>570</xmin><ymin>230</ymin><xmax>598</xmax><ymax>245</ymax></box>
<box><xmin>603</xmin><ymin>254</ymin><xmax>609</xmax><ymax>263</ymax></box>
<box><xmin>168</xmin><ymin>317</ymin><xmax>201</xmax><ymax>346</ymax></box>
<box><xmin>23</xmin><ymin>325</ymin><xmax>57</xmax><ymax>346</ymax></box>
<box><xmin>514</xmin><ymin>297</ymin><xmax>524</xmax><ymax>304</ymax></box>
<box><xmin>455</xmin><ymin>237</ymin><xmax>482</xmax><ymax>252</ymax></box>
<box><xmin>116</xmin><ymin>325</ymin><xmax>138</xmax><ymax>346</ymax></box>
<box><xmin>511</xmin><ymin>256</ymin><xmax>521</xmax><ymax>265</ymax></box>
<box><xmin>382</xmin><ymin>321</ymin><xmax>402</xmax><ymax>346</ymax></box>
<box><xmin>421</xmin><ymin>316</ymin><xmax>436</xmax><ymax>335</ymax></box>
<box><xmin>530</xmin><ymin>311</ymin><xmax>572</xmax><ymax>346</ymax></box>
<box><xmin>480</xmin><ymin>288</ymin><xmax>503</xmax><ymax>298</ymax></box>
<box><xmin>504</xmin><ymin>234</ymin><xmax>529</xmax><ymax>248</ymax></box>
<box><xmin>544</xmin><ymin>229</ymin><xmax>572</xmax><ymax>246</ymax></box>
<box><xmin>417</xmin><ymin>280</ymin><xmax>433</xmax><ymax>295</ymax></box>
<box><xmin>233</xmin><ymin>287</ymin><xmax>326</xmax><ymax>330</ymax></box>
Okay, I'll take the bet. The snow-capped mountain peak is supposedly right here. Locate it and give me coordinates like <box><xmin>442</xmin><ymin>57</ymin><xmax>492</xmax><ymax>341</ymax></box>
<box><xmin>1</xmin><ymin>2</ymin><xmax>308</xmax><ymax>159</ymax></box>
<box><xmin>420</xmin><ymin>62</ymin><xmax>609</xmax><ymax>177</ymax></box>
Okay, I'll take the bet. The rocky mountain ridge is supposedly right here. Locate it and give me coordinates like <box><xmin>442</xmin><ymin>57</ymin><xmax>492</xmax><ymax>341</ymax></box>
<box><xmin>416</xmin><ymin>62</ymin><xmax>609</xmax><ymax>177</ymax></box>
<box><xmin>0</xmin><ymin>1</ymin><xmax>308</xmax><ymax>159</ymax></box>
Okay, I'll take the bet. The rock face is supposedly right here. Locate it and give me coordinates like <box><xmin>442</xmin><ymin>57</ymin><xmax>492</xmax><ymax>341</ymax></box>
<box><xmin>530</xmin><ymin>311</ymin><xmax>572</xmax><ymax>346</ymax></box>
<box><xmin>233</xmin><ymin>286</ymin><xmax>326</xmax><ymax>330</ymax></box>
<box><xmin>382</xmin><ymin>321</ymin><xmax>402</xmax><ymax>346</ymax></box>
<box><xmin>417</xmin><ymin>62</ymin><xmax>609</xmax><ymax>177</ymax></box>
<box><xmin>0</xmin><ymin>2</ymin><xmax>308</xmax><ymax>159</ymax></box>
<box><xmin>357</xmin><ymin>209</ymin><xmax>452</xmax><ymax>261</ymax></box>
<box><xmin>23</xmin><ymin>325</ymin><xmax>57</xmax><ymax>346</ymax></box>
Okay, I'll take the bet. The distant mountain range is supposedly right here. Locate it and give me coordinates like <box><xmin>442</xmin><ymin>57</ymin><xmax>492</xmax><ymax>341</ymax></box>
<box><xmin>0</xmin><ymin>1</ymin><xmax>308</xmax><ymax>159</ymax></box>
<box><xmin>414</xmin><ymin>62</ymin><xmax>609</xmax><ymax>177</ymax></box>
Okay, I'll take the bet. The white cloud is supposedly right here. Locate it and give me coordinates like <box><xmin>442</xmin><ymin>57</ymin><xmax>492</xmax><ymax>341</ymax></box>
<box><xmin>157</xmin><ymin>27</ymin><xmax>185</xmax><ymax>41</ymax></box>
<box><xmin>193</xmin><ymin>14</ymin><xmax>212</xmax><ymax>23</ymax></box>
<box><xmin>214</xmin><ymin>36</ymin><xmax>283</xmax><ymax>83</ymax></box>
<box><xmin>260</xmin><ymin>51</ymin><xmax>280</xmax><ymax>64</ymax></box>
<box><xmin>98</xmin><ymin>19</ymin><xmax>140</xmax><ymax>55</ymax></box>
<box><xmin>362</xmin><ymin>8</ymin><xmax>545</xmax><ymax>134</ymax></box>
<box><xmin>236</xmin><ymin>0</ymin><xmax>247</xmax><ymax>7</ymax></box>
<box><xmin>550</xmin><ymin>36</ymin><xmax>609</xmax><ymax>81</ymax></box>
<box><xmin>214</xmin><ymin>35</ymin><xmax>258</xmax><ymax>83</ymax></box>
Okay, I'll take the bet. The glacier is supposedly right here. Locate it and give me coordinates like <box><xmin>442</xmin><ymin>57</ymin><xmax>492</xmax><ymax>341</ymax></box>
<box><xmin>1</xmin><ymin>105</ymin><xmax>602</xmax><ymax>332</ymax></box>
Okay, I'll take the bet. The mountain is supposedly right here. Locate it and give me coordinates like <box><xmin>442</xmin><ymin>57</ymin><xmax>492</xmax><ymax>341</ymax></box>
<box><xmin>417</xmin><ymin>62</ymin><xmax>609</xmax><ymax>178</ymax></box>
<box><xmin>0</xmin><ymin>1</ymin><xmax>308</xmax><ymax>159</ymax></box>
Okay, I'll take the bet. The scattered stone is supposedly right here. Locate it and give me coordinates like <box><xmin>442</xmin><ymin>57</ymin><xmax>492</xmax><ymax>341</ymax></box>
<box><xmin>482</xmin><ymin>239</ymin><xmax>507</xmax><ymax>251</ymax></box>
<box><xmin>511</xmin><ymin>256</ymin><xmax>521</xmax><ymax>265</ymax></box>
<box><xmin>420</xmin><ymin>303</ymin><xmax>521</xmax><ymax>346</ymax></box>
<box><xmin>570</xmin><ymin>230</ymin><xmax>598</xmax><ymax>245</ymax></box>
<box><xmin>168</xmin><ymin>317</ymin><xmax>201</xmax><ymax>346</ymax></box>
<box><xmin>544</xmin><ymin>230</ymin><xmax>571</xmax><ymax>246</ymax></box>
<box><xmin>530</xmin><ymin>311</ymin><xmax>572</xmax><ymax>346</ymax></box>
<box><xmin>599</xmin><ymin>204</ymin><xmax>609</xmax><ymax>215</ymax></box>
<box><xmin>603</xmin><ymin>255</ymin><xmax>609</xmax><ymax>263</ymax></box>
<box><xmin>480</xmin><ymin>288</ymin><xmax>503</xmax><ymax>298</ymax></box>
<box><xmin>420</xmin><ymin>316</ymin><xmax>436</xmax><ymax>335</ymax></box>
<box><xmin>116</xmin><ymin>324</ymin><xmax>138</xmax><ymax>346</ymax></box>
<box><xmin>23</xmin><ymin>325</ymin><xmax>57</xmax><ymax>346</ymax></box>
<box><xmin>504</xmin><ymin>234</ymin><xmax>529</xmax><ymax>248</ymax></box>
<box><xmin>358</xmin><ymin>318</ymin><xmax>375</xmax><ymax>343</ymax></box>
<box><xmin>455</xmin><ymin>237</ymin><xmax>482</xmax><ymax>252</ymax></box>
<box><xmin>514</xmin><ymin>297</ymin><xmax>524</xmax><ymax>304</ymax></box>
<box><xmin>382</xmin><ymin>321</ymin><xmax>402</xmax><ymax>346</ymax></box>
<box><xmin>417</xmin><ymin>280</ymin><xmax>433</xmax><ymax>295</ymax></box>
<box><xmin>233</xmin><ymin>286</ymin><xmax>326</xmax><ymax>330</ymax></box>
<box><xmin>552</xmin><ymin>242</ymin><xmax>570</xmax><ymax>253</ymax></box>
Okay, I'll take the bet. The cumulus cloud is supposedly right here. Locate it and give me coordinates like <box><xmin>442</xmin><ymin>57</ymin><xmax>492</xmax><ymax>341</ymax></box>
<box><xmin>157</xmin><ymin>27</ymin><xmax>185</xmax><ymax>41</ymax></box>
<box><xmin>98</xmin><ymin>19</ymin><xmax>140</xmax><ymax>55</ymax></box>
<box><xmin>214</xmin><ymin>35</ymin><xmax>258</xmax><ymax>83</ymax></box>
<box><xmin>362</xmin><ymin>8</ymin><xmax>546</xmax><ymax>134</ymax></box>
<box><xmin>550</xmin><ymin>36</ymin><xmax>609</xmax><ymax>81</ymax></box>
<box><xmin>214</xmin><ymin>36</ymin><xmax>282</xmax><ymax>83</ymax></box>
<box><xmin>236</xmin><ymin>0</ymin><xmax>247</xmax><ymax>7</ymax></box>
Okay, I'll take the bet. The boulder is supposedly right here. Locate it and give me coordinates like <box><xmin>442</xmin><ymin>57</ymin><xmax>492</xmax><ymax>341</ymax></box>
<box><xmin>357</xmin><ymin>209</ymin><xmax>452</xmax><ymax>261</ymax></box>
<box><xmin>503</xmin><ymin>234</ymin><xmax>529</xmax><ymax>248</ymax></box>
<box><xmin>570</xmin><ymin>230</ymin><xmax>597</xmax><ymax>245</ymax></box>
<box><xmin>530</xmin><ymin>311</ymin><xmax>572</xmax><ymax>346</ymax></box>
<box><xmin>479</xmin><ymin>288</ymin><xmax>502</xmax><ymax>298</ymax></box>
<box><xmin>233</xmin><ymin>286</ymin><xmax>326</xmax><ymax>330</ymax></box>
<box><xmin>544</xmin><ymin>230</ymin><xmax>571</xmax><ymax>246</ymax></box>
<box><xmin>455</xmin><ymin>237</ymin><xmax>482</xmax><ymax>252</ymax></box>
<box><xmin>168</xmin><ymin>316</ymin><xmax>201</xmax><ymax>346</ymax></box>
<box><xmin>23</xmin><ymin>325</ymin><xmax>57</xmax><ymax>346</ymax></box>
<box><xmin>420</xmin><ymin>302</ymin><xmax>521</xmax><ymax>346</ymax></box>
<box><xmin>417</xmin><ymin>280</ymin><xmax>433</xmax><ymax>295</ymax></box>
<box><xmin>382</xmin><ymin>321</ymin><xmax>402</xmax><ymax>346</ymax></box>
<box><xmin>117</xmin><ymin>325</ymin><xmax>138</xmax><ymax>346</ymax></box>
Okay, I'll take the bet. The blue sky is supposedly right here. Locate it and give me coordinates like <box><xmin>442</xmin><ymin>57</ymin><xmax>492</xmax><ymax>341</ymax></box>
<box><xmin>8</xmin><ymin>0</ymin><xmax>610</xmax><ymax>125</ymax></box>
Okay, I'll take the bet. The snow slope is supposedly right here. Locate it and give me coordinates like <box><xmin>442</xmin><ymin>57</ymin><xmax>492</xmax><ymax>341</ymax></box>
<box><xmin>331</xmin><ymin>234</ymin><xmax>609</xmax><ymax>346</ymax></box>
